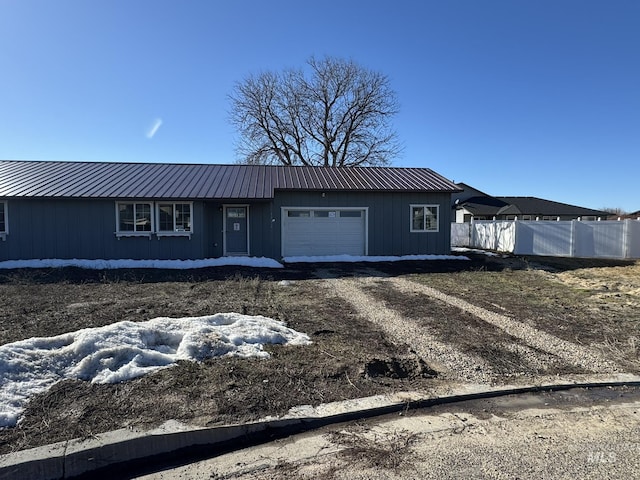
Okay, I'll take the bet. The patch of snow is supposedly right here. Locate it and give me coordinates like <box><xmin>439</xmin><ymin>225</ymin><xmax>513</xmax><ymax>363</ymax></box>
<box><xmin>452</xmin><ymin>247</ymin><xmax>504</xmax><ymax>257</ymax></box>
<box><xmin>282</xmin><ymin>254</ymin><xmax>469</xmax><ymax>263</ymax></box>
<box><xmin>0</xmin><ymin>313</ymin><xmax>310</xmax><ymax>428</ymax></box>
<box><xmin>0</xmin><ymin>257</ymin><xmax>283</xmax><ymax>270</ymax></box>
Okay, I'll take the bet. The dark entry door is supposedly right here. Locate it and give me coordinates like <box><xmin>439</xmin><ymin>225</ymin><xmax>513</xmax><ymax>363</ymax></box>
<box><xmin>225</xmin><ymin>206</ymin><xmax>248</xmax><ymax>255</ymax></box>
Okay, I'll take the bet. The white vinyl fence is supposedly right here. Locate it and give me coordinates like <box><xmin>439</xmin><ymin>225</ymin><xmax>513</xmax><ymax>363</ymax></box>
<box><xmin>452</xmin><ymin>219</ymin><xmax>640</xmax><ymax>259</ymax></box>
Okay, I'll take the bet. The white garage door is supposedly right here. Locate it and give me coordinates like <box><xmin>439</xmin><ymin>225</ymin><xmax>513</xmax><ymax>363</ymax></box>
<box><xmin>282</xmin><ymin>208</ymin><xmax>367</xmax><ymax>257</ymax></box>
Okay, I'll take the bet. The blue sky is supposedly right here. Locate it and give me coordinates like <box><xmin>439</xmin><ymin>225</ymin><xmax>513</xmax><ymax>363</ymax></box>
<box><xmin>1</xmin><ymin>1</ymin><xmax>638</xmax><ymax>211</ymax></box>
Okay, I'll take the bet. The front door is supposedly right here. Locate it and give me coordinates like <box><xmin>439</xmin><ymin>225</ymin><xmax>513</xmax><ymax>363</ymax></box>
<box><xmin>224</xmin><ymin>206</ymin><xmax>249</xmax><ymax>255</ymax></box>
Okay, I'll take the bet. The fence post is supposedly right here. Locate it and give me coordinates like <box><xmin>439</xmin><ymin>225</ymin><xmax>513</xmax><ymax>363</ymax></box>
<box><xmin>623</xmin><ymin>219</ymin><xmax>630</xmax><ymax>259</ymax></box>
<box><xmin>470</xmin><ymin>216</ymin><xmax>475</xmax><ymax>248</ymax></box>
<box><xmin>512</xmin><ymin>219</ymin><xmax>519</xmax><ymax>253</ymax></box>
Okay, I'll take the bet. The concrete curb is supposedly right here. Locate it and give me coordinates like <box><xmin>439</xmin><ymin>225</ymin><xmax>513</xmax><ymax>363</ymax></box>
<box><xmin>2</xmin><ymin>373</ymin><xmax>640</xmax><ymax>480</ymax></box>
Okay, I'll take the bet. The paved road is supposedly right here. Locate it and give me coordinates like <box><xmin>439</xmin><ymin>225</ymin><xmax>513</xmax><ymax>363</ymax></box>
<box><xmin>133</xmin><ymin>386</ymin><xmax>640</xmax><ymax>480</ymax></box>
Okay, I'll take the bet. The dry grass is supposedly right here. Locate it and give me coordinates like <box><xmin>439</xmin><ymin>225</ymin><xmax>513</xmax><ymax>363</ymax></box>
<box><xmin>412</xmin><ymin>263</ymin><xmax>640</xmax><ymax>350</ymax></box>
<box><xmin>0</xmin><ymin>256</ymin><xmax>638</xmax><ymax>454</ymax></box>
<box><xmin>326</xmin><ymin>424</ymin><xmax>419</xmax><ymax>471</ymax></box>
<box><xmin>600</xmin><ymin>336</ymin><xmax>639</xmax><ymax>371</ymax></box>
<box><xmin>0</xmin><ymin>266</ymin><xmax>437</xmax><ymax>454</ymax></box>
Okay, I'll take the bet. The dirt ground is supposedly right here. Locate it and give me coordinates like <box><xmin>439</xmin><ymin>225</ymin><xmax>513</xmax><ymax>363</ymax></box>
<box><xmin>0</xmin><ymin>254</ymin><xmax>638</xmax><ymax>454</ymax></box>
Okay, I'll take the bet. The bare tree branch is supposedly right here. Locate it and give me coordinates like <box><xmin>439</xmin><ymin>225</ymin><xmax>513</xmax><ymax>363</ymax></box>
<box><xmin>229</xmin><ymin>56</ymin><xmax>402</xmax><ymax>167</ymax></box>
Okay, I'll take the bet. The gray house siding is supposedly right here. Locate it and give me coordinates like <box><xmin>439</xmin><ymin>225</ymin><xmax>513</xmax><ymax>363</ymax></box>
<box><xmin>247</xmin><ymin>201</ymin><xmax>278</xmax><ymax>258</ymax></box>
<box><xmin>0</xmin><ymin>199</ymin><xmax>109</xmax><ymax>261</ymax></box>
<box><xmin>204</xmin><ymin>202</ymin><xmax>223</xmax><ymax>258</ymax></box>
<box><xmin>0</xmin><ymin>199</ymin><xmax>209</xmax><ymax>261</ymax></box>
<box><xmin>271</xmin><ymin>190</ymin><xmax>452</xmax><ymax>258</ymax></box>
<box><xmin>200</xmin><ymin>201</ymin><xmax>274</xmax><ymax>259</ymax></box>
<box><xmin>0</xmin><ymin>192</ymin><xmax>453</xmax><ymax>262</ymax></box>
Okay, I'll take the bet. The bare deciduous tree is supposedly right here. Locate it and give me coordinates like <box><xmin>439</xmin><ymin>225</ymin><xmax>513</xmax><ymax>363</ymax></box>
<box><xmin>229</xmin><ymin>56</ymin><xmax>401</xmax><ymax>167</ymax></box>
<box><xmin>601</xmin><ymin>207</ymin><xmax>627</xmax><ymax>216</ymax></box>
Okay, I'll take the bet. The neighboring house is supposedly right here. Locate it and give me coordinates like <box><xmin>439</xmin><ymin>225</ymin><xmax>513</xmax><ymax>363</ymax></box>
<box><xmin>452</xmin><ymin>183</ymin><xmax>609</xmax><ymax>223</ymax></box>
<box><xmin>612</xmin><ymin>210</ymin><xmax>640</xmax><ymax>220</ymax></box>
<box><xmin>0</xmin><ymin>160</ymin><xmax>461</xmax><ymax>262</ymax></box>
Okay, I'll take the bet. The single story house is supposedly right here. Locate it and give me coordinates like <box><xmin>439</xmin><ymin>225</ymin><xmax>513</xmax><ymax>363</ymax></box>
<box><xmin>614</xmin><ymin>210</ymin><xmax>640</xmax><ymax>220</ymax></box>
<box><xmin>0</xmin><ymin>160</ymin><xmax>461</xmax><ymax>262</ymax></box>
<box><xmin>452</xmin><ymin>183</ymin><xmax>609</xmax><ymax>223</ymax></box>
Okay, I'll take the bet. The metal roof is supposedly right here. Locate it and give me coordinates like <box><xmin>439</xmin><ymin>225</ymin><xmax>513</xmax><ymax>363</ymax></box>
<box><xmin>495</xmin><ymin>197</ymin><xmax>609</xmax><ymax>217</ymax></box>
<box><xmin>0</xmin><ymin>160</ymin><xmax>461</xmax><ymax>199</ymax></box>
<box><xmin>459</xmin><ymin>194</ymin><xmax>609</xmax><ymax>217</ymax></box>
<box><xmin>457</xmin><ymin>196</ymin><xmax>508</xmax><ymax>216</ymax></box>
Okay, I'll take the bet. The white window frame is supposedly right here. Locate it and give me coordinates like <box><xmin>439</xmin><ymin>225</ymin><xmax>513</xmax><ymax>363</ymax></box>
<box><xmin>0</xmin><ymin>201</ymin><xmax>7</xmax><ymax>240</ymax></box>
<box><xmin>156</xmin><ymin>202</ymin><xmax>193</xmax><ymax>238</ymax></box>
<box><xmin>410</xmin><ymin>204</ymin><xmax>439</xmax><ymax>233</ymax></box>
<box><xmin>115</xmin><ymin>202</ymin><xmax>154</xmax><ymax>238</ymax></box>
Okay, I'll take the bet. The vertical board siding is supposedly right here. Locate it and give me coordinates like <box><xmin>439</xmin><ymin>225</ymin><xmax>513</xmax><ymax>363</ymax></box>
<box><xmin>272</xmin><ymin>191</ymin><xmax>452</xmax><ymax>257</ymax></box>
<box><xmin>1</xmin><ymin>199</ymin><xmax>208</xmax><ymax>261</ymax></box>
<box><xmin>247</xmin><ymin>202</ymin><xmax>275</xmax><ymax>258</ymax></box>
<box><xmin>203</xmin><ymin>203</ymin><xmax>222</xmax><ymax>258</ymax></box>
<box><xmin>202</xmin><ymin>201</ymin><xmax>274</xmax><ymax>259</ymax></box>
<box><xmin>0</xmin><ymin>192</ymin><xmax>454</xmax><ymax>262</ymax></box>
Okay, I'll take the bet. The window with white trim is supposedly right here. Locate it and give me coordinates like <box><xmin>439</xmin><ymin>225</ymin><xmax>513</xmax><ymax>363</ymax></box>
<box><xmin>0</xmin><ymin>201</ymin><xmax>6</xmax><ymax>237</ymax></box>
<box><xmin>157</xmin><ymin>202</ymin><xmax>192</xmax><ymax>233</ymax></box>
<box><xmin>116</xmin><ymin>202</ymin><xmax>153</xmax><ymax>233</ymax></box>
<box><xmin>410</xmin><ymin>205</ymin><xmax>439</xmax><ymax>232</ymax></box>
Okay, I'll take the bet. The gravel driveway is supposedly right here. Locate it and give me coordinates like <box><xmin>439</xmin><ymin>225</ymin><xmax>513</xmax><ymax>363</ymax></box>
<box><xmin>316</xmin><ymin>269</ymin><xmax>619</xmax><ymax>384</ymax></box>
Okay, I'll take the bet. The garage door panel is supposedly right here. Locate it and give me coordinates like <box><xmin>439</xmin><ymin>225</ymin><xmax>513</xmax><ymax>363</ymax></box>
<box><xmin>282</xmin><ymin>208</ymin><xmax>366</xmax><ymax>257</ymax></box>
<box><xmin>286</xmin><ymin>224</ymin><xmax>361</xmax><ymax>236</ymax></box>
